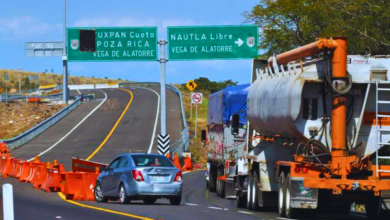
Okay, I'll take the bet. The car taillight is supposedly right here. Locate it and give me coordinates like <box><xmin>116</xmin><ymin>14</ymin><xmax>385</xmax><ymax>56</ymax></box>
<box><xmin>132</xmin><ymin>170</ymin><xmax>144</xmax><ymax>182</ymax></box>
<box><xmin>302</xmin><ymin>167</ymin><xmax>308</xmax><ymax>173</ymax></box>
<box><xmin>294</xmin><ymin>167</ymin><xmax>301</xmax><ymax>173</ymax></box>
<box><xmin>174</xmin><ymin>171</ymin><xmax>183</xmax><ymax>182</ymax></box>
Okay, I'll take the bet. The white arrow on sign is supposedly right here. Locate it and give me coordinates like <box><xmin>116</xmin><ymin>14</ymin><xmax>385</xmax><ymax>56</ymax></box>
<box><xmin>235</xmin><ymin>38</ymin><xmax>244</xmax><ymax>47</ymax></box>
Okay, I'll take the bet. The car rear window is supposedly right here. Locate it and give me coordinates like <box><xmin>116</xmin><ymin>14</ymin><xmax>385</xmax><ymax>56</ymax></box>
<box><xmin>132</xmin><ymin>155</ymin><xmax>173</xmax><ymax>167</ymax></box>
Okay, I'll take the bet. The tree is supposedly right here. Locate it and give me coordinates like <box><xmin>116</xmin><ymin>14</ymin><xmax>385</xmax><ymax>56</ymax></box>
<box><xmin>244</xmin><ymin>0</ymin><xmax>390</xmax><ymax>57</ymax></box>
<box><xmin>183</xmin><ymin>77</ymin><xmax>238</xmax><ymax>93</ymax></box>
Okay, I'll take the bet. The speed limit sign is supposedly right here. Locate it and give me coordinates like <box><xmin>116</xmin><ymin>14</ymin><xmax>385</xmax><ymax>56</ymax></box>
<box><xmin>191</xmin><ymin>93</ymin><xmax>203</xmax><ymax>104</ymax></box>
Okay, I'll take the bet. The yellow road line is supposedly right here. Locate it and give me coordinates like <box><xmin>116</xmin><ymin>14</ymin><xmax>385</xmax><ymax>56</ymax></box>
<box><xmin>57</xmin><ymin>192</ymin><xmax>153</xmax><ymax>220</ymax></box>
<box><xmin>86</xmin><ymin>88</ymin><xmax>134</xmax><ymax>161</ymax></box>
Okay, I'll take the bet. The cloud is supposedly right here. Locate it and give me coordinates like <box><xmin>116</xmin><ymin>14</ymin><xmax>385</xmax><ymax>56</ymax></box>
<box><xmin>0</xmin><ymin>17</ymin><xmax>61</xmax><ymax>41</ymax></box>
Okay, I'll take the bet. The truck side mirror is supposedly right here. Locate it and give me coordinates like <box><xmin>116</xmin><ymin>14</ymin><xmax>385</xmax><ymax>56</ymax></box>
<box><xmin>232</xmin><ymin>114</ymin><xmax>239</xmax><ymax>135</ymax></box>
<box><xmin>201</xmin><ymin>130</ymin><xmax>206</xmax><ymax>142</ymax></box>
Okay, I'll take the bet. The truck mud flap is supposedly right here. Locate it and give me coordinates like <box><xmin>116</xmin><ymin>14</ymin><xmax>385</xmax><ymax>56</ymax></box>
<box><xmin>290</xmin><ymin>178</ymin><xmax>318</xmax><ymax>209</ymax></box>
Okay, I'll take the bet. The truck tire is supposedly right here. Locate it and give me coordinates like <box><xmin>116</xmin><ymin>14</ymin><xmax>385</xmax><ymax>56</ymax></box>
<box><xmin>285</xmin><ymin>173</ymin><xmax>302</xmax><ymax>218</ymax></box>
<box><xmin>236</xmin><ymin>191</ymin><xmax>246</xmax><ymax>208</ymax></box>
<box><xmin>247</xmin><ymin>172</ymin><xmax>253</xmax><ymax>210</ymax></box>
<box><xmin>217</xmin><ymin>168</ymin><xmax>225</xmax><ymax>198</ymax></box>
<box><xmin>278</xmin><ymin>172</ymin><xmax>287</xmax><ymax>217</ymax></box>
<box><xmin>252</xmin><ymin>172</ymin><xmax>260</xmax><ymax>211</ymax></box>
<box><xmin>208</xmin><ymin>167</ymin><xmax>216</xmax><ymax>192</ymax></box>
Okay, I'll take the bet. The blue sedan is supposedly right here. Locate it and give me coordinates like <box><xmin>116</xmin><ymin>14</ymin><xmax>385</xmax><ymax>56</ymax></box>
<box><xmin>94</xmin><ymin>153</ymin><xmax>183</xmax><ymax>205</ymax></box>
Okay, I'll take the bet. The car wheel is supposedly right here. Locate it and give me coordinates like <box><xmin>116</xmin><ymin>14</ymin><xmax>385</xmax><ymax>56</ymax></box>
<box><xmin>169</xmin><ymin>196</ymin><xmax>182</xmax><ymax>205</ymax></box>
<box><xmin>94</xmin><ymin>182</ymin><xmax>109</xmax><ymax>203</ymax></box>
<box><xmin>119</xmin><ymin>184</ymin><xmax>131</xmax><ymax>204</ymax></box>
<box><xmin>143</xmin><ymin>198</ymin><xmax>157</xmax><ymax>205</ymax></box>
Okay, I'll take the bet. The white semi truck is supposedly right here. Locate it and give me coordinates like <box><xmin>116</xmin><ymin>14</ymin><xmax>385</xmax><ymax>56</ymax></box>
<box><xmin>206</xmin><ymin>37</ymin><xmax>390</xmax><ymax>219</ymax></box>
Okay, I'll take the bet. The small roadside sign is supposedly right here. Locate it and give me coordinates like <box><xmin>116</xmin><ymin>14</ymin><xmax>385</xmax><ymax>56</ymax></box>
<box><xmin>0</xmin><ymin>87</ymin><xmax>4</xmax><ymax>93</ymax></box>
<box><xmin>191</xmin><ymin>92</ymin><xmax>203</xmax><ymax>104</ymax></box>
<box><xmin>185</xmin><ymin>80</ymin><xmax>197</xmax><ymax>92</ymax></box>
<box><xmin>5</xmin><ymin>74</ymin><xmax>8</xmax><ymax>82</ymax></box>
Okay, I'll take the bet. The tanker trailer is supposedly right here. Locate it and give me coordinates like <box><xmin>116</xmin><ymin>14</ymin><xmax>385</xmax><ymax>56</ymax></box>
<box><xmin>204</xmin><ymin>84</ymin><xmax>250</xmax><ymax>206</ymax></box>
<box><xmin>240</xmin><ymin>37</ymin><xmax>390</xmax><ymax>219</ymax></box>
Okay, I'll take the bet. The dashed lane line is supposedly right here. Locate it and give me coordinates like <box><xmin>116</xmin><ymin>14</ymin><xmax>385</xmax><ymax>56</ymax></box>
<box><xmin>239</xmin><ymin>211</ymin><xmax>253</xmax><ymax>215</ymax></box>
<box><xmin>28</xmin><ymin>90</ymin><xmax>108</xmax><ymax>161</ymax></box>
<box><xmin>185</xmin><ymin>203</ymin><xmax>199</xmax><ymax>206</ymax></box>
<box><xmin>208</xmin><ymin>206</ymin><xmax>224</xmax><ymax>210</ymax></box>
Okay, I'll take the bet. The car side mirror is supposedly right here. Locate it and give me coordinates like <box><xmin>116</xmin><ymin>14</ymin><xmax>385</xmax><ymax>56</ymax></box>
<box><xmin>99</xmin><ymin>166</ymin><xmax>106</xmax><ymax>172</ymax></box>
<box><xmin>201</xmin><ymin>130</ymin><xmax>206</xmax><ymax>142</ymax></box>
<box><xmin>232</xmin><ymin>114</ymin><xmax>239</xmax><ymax>135</ymax></box>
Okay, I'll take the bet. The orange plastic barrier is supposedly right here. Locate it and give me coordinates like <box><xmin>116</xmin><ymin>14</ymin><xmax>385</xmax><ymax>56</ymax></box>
<box><xmin>41</xmin><ymin>163</ymin><xmax>65</xmax><ymax>192</ymax></box>
<box><xmin>19</xmin><ymin>156</ymin><xmax>40</xmax><ymax>182</ymax></box>
<box><xmin>33</xmin><ymin>162</ymin><xmax>50</xmax><ymax>189</ymax></box>
<box><xmin>60</xmin><ymin>172</ymin><xmax>99</xmax><ymax>201</ymax></box>
<box><xmin>182</xmin><ymin>155</ymin><xmax>193</xmax><ymax>171</ymax></box>
<box><xmin>28</xmin><ymin>97</ymin><xmax>41</xmax><ymax>102</ymax></box>
<box><xmin>1</xmin><ymin>154</ymin><xmax>14</xmax><ymax>178</ymax></box>
<box><xmin>8</xmin><ymin>158</ymin><xmax>22</xmax><ymax>178</ymax></box>
<box><xmin>0</xmin><ymin>143</ymin><xmax>9</xmax><ymax>154</ymax></box>
<box><xmin>173</xmin><ymin>153</ymin><xmax>183</xmax><ymax>171</ymax></box>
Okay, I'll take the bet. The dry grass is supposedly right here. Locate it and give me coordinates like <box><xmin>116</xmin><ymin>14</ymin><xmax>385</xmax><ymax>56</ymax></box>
<box><xmin>0</xmin><ymin>102</ymin><xmax>65</xmax><ymax>139</ymax></box>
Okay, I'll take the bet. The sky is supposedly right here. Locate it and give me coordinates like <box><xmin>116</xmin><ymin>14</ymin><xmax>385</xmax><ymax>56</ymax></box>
<box><xmin>0</xmin><ymin>0</ymin><xmax>259</xmax><ymax>84</ymax></box>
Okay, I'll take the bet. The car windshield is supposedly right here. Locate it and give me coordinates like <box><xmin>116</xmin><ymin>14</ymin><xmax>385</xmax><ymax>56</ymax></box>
<box><xmin>132</xmin><ymin>155</ymin><xmax>173</xmax><ymax>167</ymax></box>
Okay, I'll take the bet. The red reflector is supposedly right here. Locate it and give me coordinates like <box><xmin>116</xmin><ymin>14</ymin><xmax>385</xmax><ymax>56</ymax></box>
<box><xmin>302</xmin><ymin>167</ymin><xmax>308</xmax><ymax>173</ymax></box>
<box><xmin>294</xmin><ymin>167</ymin><xmax>301</xmax><ymax>173</ymax></box>
<box><xmin>132</xmin><ymin>170</ymin><xmax>144</xmax><ymax>182</ymax></box>
<box><xmin>175</xmin><ymin>171</ymin><xmax>183</xmax><ymax>182</ymax></box>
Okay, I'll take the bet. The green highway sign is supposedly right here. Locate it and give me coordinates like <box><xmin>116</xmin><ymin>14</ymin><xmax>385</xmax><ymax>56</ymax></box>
<box><xmin>167</xmin><ymin>25</ymin><xmax>258</xmax><ymax>60</ymax></box>
<box><xmin>67</xmin><ymin>27</ymin><xmax>158</xmax><ymax>61</ymax></box>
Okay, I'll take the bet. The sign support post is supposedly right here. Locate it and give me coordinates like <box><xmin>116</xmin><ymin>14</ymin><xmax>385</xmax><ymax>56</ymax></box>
<box><xmin>195</xmin><ymin>103</ymin><xmax>198</xmax><ymax>138</ymax></box>
<box><xmin>62</xmin><ymin>0</ymin><xmax>68</xmax><ymax>104</ymax></box>
<box><xmin>157</xmin><ymin>40</ymin><xmax>170</xmax><ymax>156</ymax></box>
<box><xmin>158</xmin><ymin>40</ymin><xmax>167</xmax><ymax>135</ymax></box>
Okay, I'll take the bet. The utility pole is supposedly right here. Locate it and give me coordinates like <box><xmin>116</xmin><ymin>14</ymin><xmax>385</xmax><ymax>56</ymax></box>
<box><xmin>62</xmin><ymin>0</ymin><xmax>68</xmax><ymax>104</ymax></box>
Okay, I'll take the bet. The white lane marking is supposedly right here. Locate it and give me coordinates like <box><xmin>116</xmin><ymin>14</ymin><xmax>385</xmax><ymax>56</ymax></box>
<box><xmin>56</xmin><ymin>216</ymin><xmax>62</xmax><ymax>219</ymax></box>
<box><xmin>185</xmin><ymin>203</ymin><xmax>198</xmax><ymax>206</ymax></box>
<box><xmin>207</xmin><ymin>206</ymin><xmax>223</xmax><ymax>210</ymax></box>
<box><xmin>223</xmin><ymin>208</ymin><xmax>228</xmax><ymax>210</ymax></box>
<box><xmin>182</xmin><ymin>171</ymin><xmax>191</xmax><ymax>175</ymax></box>
<box><xmin>76</xmin><ymin>89</ymin><xmax>81</xmax><ymax>95</ymax></box>
<box><xmin>139</xmin><ymin>88</ymin><xmax>160</xmax><ymax>154</ymax></box>
<box><xmin>28</xmin><ymin>90</ymin><xmax>108</xmax><ymax>161</ymax></box>
<box><xmin>238</xmin><ymin>211</ymin><xmax>253</xmax><ymax>215</ymax></box>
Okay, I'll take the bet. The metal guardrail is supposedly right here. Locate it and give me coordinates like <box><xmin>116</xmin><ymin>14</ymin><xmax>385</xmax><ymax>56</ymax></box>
<box><xmin>120</xmin><ymin>82</ymin><xmax>189</xmax><ymax>155</ymax></box>
<box><xmin>0</xmin><ymin>93</ymin><xmax>63</xmax><ymax>102</ymax></box>
<box><xmin>2</xmin><ymin>97</ymin><xmax>82</xmax><ymax>150</ymax></box>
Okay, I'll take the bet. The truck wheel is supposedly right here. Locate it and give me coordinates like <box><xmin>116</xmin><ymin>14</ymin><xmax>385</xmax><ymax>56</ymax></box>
<box><xmin>278</xmin><ymin>172</ymin><xmax>287</xmax><ymax>217</ymax></box>
<box><xmin>217</xmin><ymin>168</ymin><xmax>225</xmax><ymax>198</ymax></box>
<box><xmin>208</xmin><ymin>167</ymin><xmax>216</xmax><ymax>192</ymax></box>
<box><xmin>247</xmin><ymin>172</ymin><xmax>253</xmax><ymax>210</ymax></box>
<box><xmin>252</xmin><ymin>172</ymin><xmax>260</xmax><ymax>211</ymax></box>
<box><xmin>285</xmin><ymin>173</ymin><xmax>302</xmax><ymax>218</ymax></box>
<box><xmin>236</xmin><ymin>191</ymin><xmax>246</xmax><ymax>208</ymax></box>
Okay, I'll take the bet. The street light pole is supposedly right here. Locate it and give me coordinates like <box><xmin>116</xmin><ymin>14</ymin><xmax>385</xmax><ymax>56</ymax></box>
<box><xmin>62</xmin><ymin>0</ymin><xmax>68</xmax><ymax>104</ymax></box>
